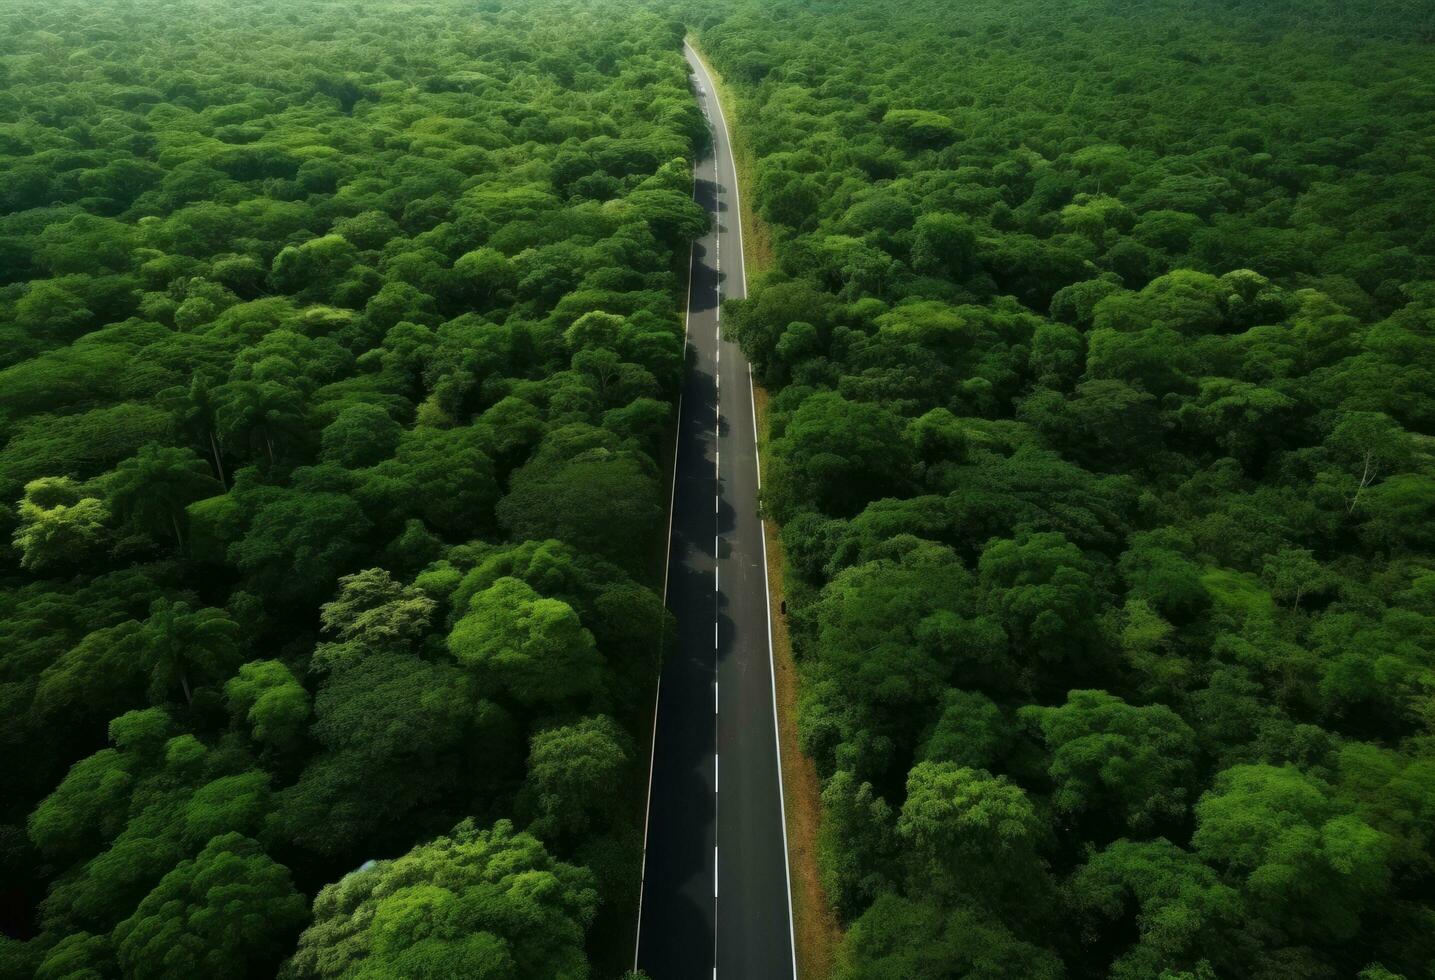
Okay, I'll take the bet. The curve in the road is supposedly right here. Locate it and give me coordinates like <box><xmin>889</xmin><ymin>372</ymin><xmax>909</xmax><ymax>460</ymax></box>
<box><xmin>633</xmin><ymin>41</ymin><xmax>797</xmax><ymax>980</ymax></box>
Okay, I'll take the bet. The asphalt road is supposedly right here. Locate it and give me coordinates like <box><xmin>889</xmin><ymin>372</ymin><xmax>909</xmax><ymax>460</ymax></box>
<box><xmin>633</xmin><ymin>43</ymin><xmax>797</xmax><ymax>980</ymax></box>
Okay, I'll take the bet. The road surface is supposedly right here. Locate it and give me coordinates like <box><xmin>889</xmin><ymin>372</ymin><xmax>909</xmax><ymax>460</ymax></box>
<box><xmin>634</xmin><ymin>42</ymin><xmax>797</xmax><ymax>980</ymax></box>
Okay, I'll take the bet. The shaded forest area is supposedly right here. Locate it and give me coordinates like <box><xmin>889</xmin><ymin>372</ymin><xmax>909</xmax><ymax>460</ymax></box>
<box><xmin>688</xmin><ymin>0</ymin><xmax>1435</xmax><ymax>976</ymax></box>
<box><xmin>0</xmin><ymin>0</ymin><xmax>707</xmax><ymax>976</ymax></box>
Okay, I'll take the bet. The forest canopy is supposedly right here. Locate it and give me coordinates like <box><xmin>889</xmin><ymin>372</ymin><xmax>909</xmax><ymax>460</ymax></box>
<box><xmin>5</xmin><ymin>0</ymin><xmax>1435</xmax><ymax>975</ymax></box>
<box><xmin>0</xmin><ymin>0</ymin><xmax>703</xmax><ymax>976</ymax></box>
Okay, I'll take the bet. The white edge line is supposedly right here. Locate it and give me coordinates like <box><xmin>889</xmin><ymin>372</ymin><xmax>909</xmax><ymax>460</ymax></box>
<box><xmin>749</xmin><ymin>364</ymin><xmax>760</xmax><ymax>490</ymax></box>
<box><xmin>751</xmin><ymin>368</ymin><xmax>798</xmax><ymax>979</ymax></box>
<box><xmin>633</xmin><ymin>134</ymin><xmax>699</xmax><ymax>973</ymax></box>
<box><xmin>688</xmin><ymin>39</ymin><xmax>799</xmax><ymax>980</ymax></box>
<box><xmin>689</xmin><ymin>41</ymin><xmax>749</xmax><ymax>296</ymax></box>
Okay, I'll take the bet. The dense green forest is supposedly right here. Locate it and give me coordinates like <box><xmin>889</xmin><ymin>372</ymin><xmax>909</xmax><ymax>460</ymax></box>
<box><xmin>689</xmin><ymin>0</ymin><xmax>1435</xmax><ymax>976</ymax></box>
<box><xmin>0</xmin><ymin>0</ymin><xmax>705</xmax><ymax>976</ymax></box>
<box><xmin>6</xmin><ymin>0</ymin><xmax>1435</xmax><ymax>975</ymax></box>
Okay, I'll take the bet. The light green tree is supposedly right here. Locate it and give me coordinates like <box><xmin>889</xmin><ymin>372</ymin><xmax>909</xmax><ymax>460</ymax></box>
<box><xmin>284</xmin><ymin>819</ymin><xmax>596</xmax><ymax>980</ymax></box>
<box><xmin>13</xmin><ymin>477</ymin><xmax>109</xmax><ymax>573</ymax></box>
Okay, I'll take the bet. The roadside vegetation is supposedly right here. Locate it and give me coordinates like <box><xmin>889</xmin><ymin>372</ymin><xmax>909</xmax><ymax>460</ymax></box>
<box><xmin>0</xmin><ymin>0</ymin><xmax>706</xmax><ymax>975</ymax></box>
<box><xmin>695</xmin><ymin>0</ymin><xmax>1435</xmax><ymax>976</ymax></box>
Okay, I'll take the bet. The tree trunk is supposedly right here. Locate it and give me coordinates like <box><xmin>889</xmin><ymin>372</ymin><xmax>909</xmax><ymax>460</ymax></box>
<box><xmin>1347</xmin><ymin>450</ymin><xmax>1376</xmax><ymax>515</ymax></box>
<box><xmin>180</xmin><ymin>668</ymin><xmax>193</xmax><ymax>706</ymax></box>
<box><xmin>171</xmin><ymin>511</ymin><xmax>185</xmax><ymax>552</ymax></box>
<box><xmin>209</xmin><ymin>430</ymin><xmax>227</xmax><ymax>488</ymax></box>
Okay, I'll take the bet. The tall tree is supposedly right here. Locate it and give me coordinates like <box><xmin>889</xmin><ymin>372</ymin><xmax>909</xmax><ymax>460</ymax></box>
<box><xmin>137</xmin><ymin>600</ymin><xmax>242</xmax><ymax>706</ymax></box>
<box><xmin>105</xmin><ymin>444</ymin><xmax>221</xmax><ymax>549</ymax></box>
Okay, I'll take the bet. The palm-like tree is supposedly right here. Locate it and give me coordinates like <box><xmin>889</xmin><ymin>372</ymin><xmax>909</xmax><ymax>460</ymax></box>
<box><xmin>214</xmin><ymin>379</ymin><xmax>307</xmax><ymax>465</ymax></box>
<box><xmin>107</xmin><ymin>443</ymin><xmax>221</xmax><ymax>550</ymax></box>
<box><xmin>140</xmin><ymin>599</ymin><xmax>242</xmax><ymax>705</ymax></box>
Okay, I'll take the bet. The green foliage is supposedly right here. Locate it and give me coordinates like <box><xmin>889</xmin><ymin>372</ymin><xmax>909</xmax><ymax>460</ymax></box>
<box><xmin>498</xmin><ymin>435</ymin><xmax>664</xmax><ymax>577</ymax></box>
<box><xmin>224</xmin><ymin>660</ymin><xmax>310</xmax><ymax>755</ymax></box>
<box><xmin>977</xmin><ymin>530</ymin><xmax>1104</xmax><ymax>669</ymax></box>
<box><xmin>136</xmin><ymin>599</ymin><xmax>242</xmax><ymax>706</ymax></box>
<box><xmin>1022</xmin><ymin>689</ymin><xmax>1197</xmax><ymax>832</ymax></box>
<box><xmin>320</xmin><ymin>403</ymin><xmax>401</xmax><ymax>469</ymax></box>
<box><xmin>838</xmin><ymin>894</ymin><xmax>1063</xmax><ymax>979</ymax></box>
<box><xmin>1192</xmin><ymin>764</ymin><xmax>1397</xmax><ymax>941</ymax></box>
<box><xmin>1067</xmin><ymin>839</ymin><xmax>1241</xmax><ymax>979</ymax></box>
<box><xmin>113</xmin><ymin>832</ymin><xmax>306</xmax><ymax>980</ymax></box>
<box><xmin>768</xmin><ymin>391</ymin><xmax>914</xmax><ymax>520</ymax></box>
<box><xmin>12</xmin><ymin>478</ymin><xmax>109</xmax><ymax>573</ymax></box>
<box><xmin>525</xmin><ymin>715</ymin><xmax>633</xmax><ymax>841</ymax></box>
<box><xmin>448</xmin><ymin>576</ymin><xmax>602</xmax><ymax>709</ymax></box>
<box><xmin>0</xmin><ymin>0</ymin><xmax>701</xmax><ymax>972</ymax></box>
<box><xmin>284</xmin><ymin>819</ymin><xmax>596</xmax><ymax>980</ymax></box>
<box><xmin>227</xmin><ymin>492</ymin><xmax>372</xmax><ymax>604</ymax></box>
<box><xmin>104</xmin><ymin>445</ymin><xmax>219</xmax><ymax>550</ymax></box>
<box><xmin>315</xmin><ymin>567</ymin><xmax>436</xmax><ymax>665</ymax></box>
<box><xmin>818</xmin><ymin>770</ymin><xmax>897</xmax><ymax>919</ymax></box>
<box><xmin>897</xmin><ymin>762</ymin><xmax>1045</xmax><ymax>901</ymax></box>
